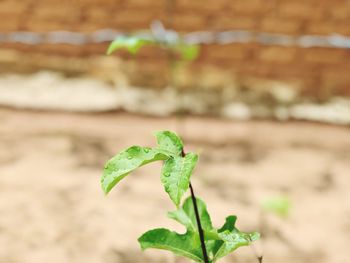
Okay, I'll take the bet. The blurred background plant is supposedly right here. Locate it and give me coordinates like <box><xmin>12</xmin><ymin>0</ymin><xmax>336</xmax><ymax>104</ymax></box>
<box><xmin>262</xmin><ymin>196</ymin><xmax>291</xmax><ymax>219</ymax></box>
<box><xmin>0</xmin><ymin>0</ymin><xmax>350</xmax><ymax>122</ymax></box>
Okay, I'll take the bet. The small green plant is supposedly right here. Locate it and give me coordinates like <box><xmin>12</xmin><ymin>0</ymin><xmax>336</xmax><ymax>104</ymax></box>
<box><xmin>101</xmin><ymin>131</ymin><xmax>259</xmax><ymax>262</ymax></box>
<box><xmin>262</xmin><ymin>196</ymin><xmax>292</xmax><ymax>218</ymax></box>
<box><xmin>107</xmin><ymin>34</ymin><xmax>200</xmax><ymax>60</ymax></box>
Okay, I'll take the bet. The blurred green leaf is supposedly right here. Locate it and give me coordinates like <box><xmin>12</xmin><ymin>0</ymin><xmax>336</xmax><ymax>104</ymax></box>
<box><xmin>107</xmin><ymin>36</ymin><xmax>154</xmax><ymax>55</ymax></box>
<box><xmin>161</xmin><ymin>153</ymin><xmax>198</xmax><ymax>206</ymax></box>
<box><xmin>101</xmin><ymin>146</ymin><xmax>168</xmax><ymax>194</ymax></box>
<box><xmin>262</xmin><ymin>196</ymin><xmax>292</xmax><ymax>218</ymax></box>
<box><xmin>175</xmin><ymin>43</ymin><xmax>200</xmax><ymax>61</ymax></box>
<box><xmin>107</xmin><ymin>35</ymin><xmax>200</xmax><ymax>61</ymax></box>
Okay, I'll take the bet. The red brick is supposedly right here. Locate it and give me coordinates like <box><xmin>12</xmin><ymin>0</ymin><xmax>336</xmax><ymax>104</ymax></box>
<box><xmin>25</xmin><ymin>18</ymin><xmax>76</xmax><ymax>31</ymax></box>
<box><xmin>261</xmin><ymin>17</ymin><xmax>303</xmax><ymax>35</ymax></box>
<box><xmin>330</xmin><ymin>4</ymin><xmax>350</xmax><ymax>21</ymax></box>
<box><xmin>0</xmin><ymin>43</ymin><xmax>32</xmax><ymax>53</ymax></box>
<box><xmin>203</xmin><ymin>44</ymin><xmax>253</xmax><ymax>61</ymax></box>
<box><xmin>307</xmin><ymin>20</ymin><xmax>350</xmax><ymax>35</ymax></box>
<box><xmin>128</xmin><ymin>59</ymin><xmax>170</xmax><ymax>88</ymax></box>
<box><xmin>258</xmin><ymin>63</ymin><xmax>312</xmax><ymax>80</ymax></box>
<box><xmin>75</xmin><ymin>0</ymin><xmax>122</xmax><ymax>7</ymax></box>
<box><xmin>31</xmin><ymin>4</ymin><xmax>82</xmax><ymax>23</ymax></box>
<box><xmin>33</xmin><ymin>43</ymin><xmax>84</xmax><ymax>56</ymax></box>
<box><xmin>230</xmin><ymin>0</ymin><xmax>269</xmax><ymax>15</ymax></box>
<box><xmin>125</xmin><ymin>0</ymin><xmax>166</xmax><ymax>8</ymax></box>
<box><xmin>84</xmin><ymin>43</ymin><xmax>109</xmax><ymax>55</ymax></box>
<box><xmin>303</xmin><ymin>48</ymin><xmax>345</xmax><ymax>64</ymax></box>
<box><xmin>321</xmin><ymin>67</ymin><xmax>350</xmax><ymax>96</ymax></box>
<box><xmin>113</xmin><ymin>45</ymin><xmax>168</xmax><ymax>60</ymax></box>
<box><xmin>170</xmin><ymin>12</ymin><xmax>207</xmax><ymax>31</ymax></box>
<box><xmin>211</xmin><ymin>16</ymin><xmax>257</xmax><ymax>30</ymax></box>
<box><xmin>1</xmin><ymin>0</ymin><xmax>350</xmax><ymax>97</ymax></box>
<box><xmin>0</xmin><ymin>1</ymin><xmax>28</xmax><ymax>16</ymax></box>
<box><xmin>0</xmin><ymin>15</ymin><xmax>20</xmax><ymax>31</ymax></box>
<box><xmin>84</xmin><ymin>8</ymin><xmax>112</xmax><ymax>21</ymax></box>
<box><xmin>278</xmin><ymin>2</ymin><xmax>324</xmax><ymax>20</ymax></box>
<box><xmin>175</xmin><ymin>0</ymin><xmax>228</xmax><ymax>12</ymax></box>
<box><xmin>331</xmin><ymin>22</ymin><xmax>350</xmax><ymax>35</ymax></box>
<box><xmin>79</xmin><ymin>22</ymin><xmax>113</xmax><ymax>32</ymax></box>
<box><xmin>258</xmin><ymin>46</ymin><xmax>298</xmax><ymax>63</ymax></box>
<box><xmin>112</xmin><ymin>9</ymin><xmax>164</xmax><ymax>30</ymax></box>
<box><xmin>306</xmin><ymin>21</ymin><xmax>336</xmax><ymax>35</ymax></box>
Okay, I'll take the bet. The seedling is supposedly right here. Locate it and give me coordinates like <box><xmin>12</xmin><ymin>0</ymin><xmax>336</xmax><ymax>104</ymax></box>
<box><xmin>262</xmin><ymin>196</ymin><xmax>291</xmax><ymax>219</ymax></box>
<box><xmin>101</xmin><ymin>131</ymin><xmax>260</xmax><ymax>262</ymax></box>
<box><xmin>106</xmin><ymin>24</ymin><xmax>200</xmax><ymax>61</ymax></box>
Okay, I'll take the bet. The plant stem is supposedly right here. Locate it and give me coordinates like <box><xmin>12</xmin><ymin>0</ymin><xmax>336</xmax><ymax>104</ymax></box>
<box><xmin>250</xmin><ymin>245</ymin><xmax>263</xmax><ymax>263</ymax></box>
<box><xmin>189</xmin><ymin>182</ymin><xmax>210</xmax><ymax>263</ymax></box>
<box><xmin>181</xmin><ymin>149</ymin><xmax>209</xmax><ymax>263</ymax></box>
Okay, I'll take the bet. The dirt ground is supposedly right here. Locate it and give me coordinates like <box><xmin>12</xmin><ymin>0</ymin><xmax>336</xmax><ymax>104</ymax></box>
<box><xmin>0</xmin><ymin>108</ymin><xmax>349</xmax><ymax>263</ymax></box>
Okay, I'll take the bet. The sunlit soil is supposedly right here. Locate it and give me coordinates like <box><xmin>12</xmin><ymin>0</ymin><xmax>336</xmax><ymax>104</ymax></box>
<box><xmin>0</xmin><ymin>108</ymin><xmax>349</xmax><ymax>263</ymax></box>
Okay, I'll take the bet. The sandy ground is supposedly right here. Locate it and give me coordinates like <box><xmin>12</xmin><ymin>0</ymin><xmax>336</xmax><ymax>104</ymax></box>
<box><xmin>0</xmin><ymin>108</ymin><xmax>349</xmax><ymax>263</ymax></box>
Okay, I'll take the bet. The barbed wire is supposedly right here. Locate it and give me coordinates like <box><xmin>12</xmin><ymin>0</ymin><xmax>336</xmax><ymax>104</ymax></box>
<box><xmin>0</xmin><ymin>20</ymin><xmax>350</xmax><ymax>49</ymax></box>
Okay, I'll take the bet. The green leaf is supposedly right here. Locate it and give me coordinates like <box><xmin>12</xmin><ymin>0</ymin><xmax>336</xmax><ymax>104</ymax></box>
<box><xmin>210</xmin><ymin>216</ymin><xmax>260</xmax><ymax>261</ymax></box>
<box><xmin>138</xmin><ymin>228</ymin><xmax>204</xmax><ymax>262</ymax></box>
<box><xmin>138</xmin><ymin>197</ymin><xmax>259</xmax><ymax>262</ymax></box>
<box><xmin>107</xmin><ymin>36</ymin><xmax>154</xmax><ymax>55</ymax></box>
<box><xmin>101</xmin><ymin>130</ymin><xmax>260</xmax><ymax>262</ymax></box>
<box><xmin>155</xmin><ymin>130</ymin><xmax>184</xmax><ymax>156</ymax></box>
<box><xmin>168</xmin><ymin>196</ymin><xmax>213</xmax><ymax>232</ymax></box>
<box><xmin>262</xmin><ymin>196</ymin><xmax>291</xmax><ymax>218</ymax></box>
<box><xmin>161</xmin><ymin>153</ymin><xmax>198</xmax><ymax>206</ymax></box>
<box><xmin>101</xmin><ymin>146</ymin><xmax>168</xmax><ymax>194</ymax></box>
<box><xmin>106</xmin><ymin>35</ymin><xmax>200</xmax><ymax>61</ymax></box>
<box><xmin>175</xmin><ymin>43</ymin><xmax>200</xmax><ymax>61</ymax></box>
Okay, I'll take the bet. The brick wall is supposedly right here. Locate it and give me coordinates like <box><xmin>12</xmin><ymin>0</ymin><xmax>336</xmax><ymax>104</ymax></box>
<box><xmin>1</xmin><ymin>0</ymin><xmax>350</xmax><ymax>96</ymax></box>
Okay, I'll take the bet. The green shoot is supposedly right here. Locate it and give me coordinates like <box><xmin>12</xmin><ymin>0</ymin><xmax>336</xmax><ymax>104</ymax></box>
<box><xmin>262</xmin><ymin>196</ymin><xmax>292</xmax><ymax>218</ymax></box>
<box><xmin>107</xmin><ymin>35</ymin><xmax>200</xmax><ymax>61</ymax></box>
<box><xmin>101</xmin><ymin>131</ymin><xmax>260</xmax><ymax>262</ymax></box>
